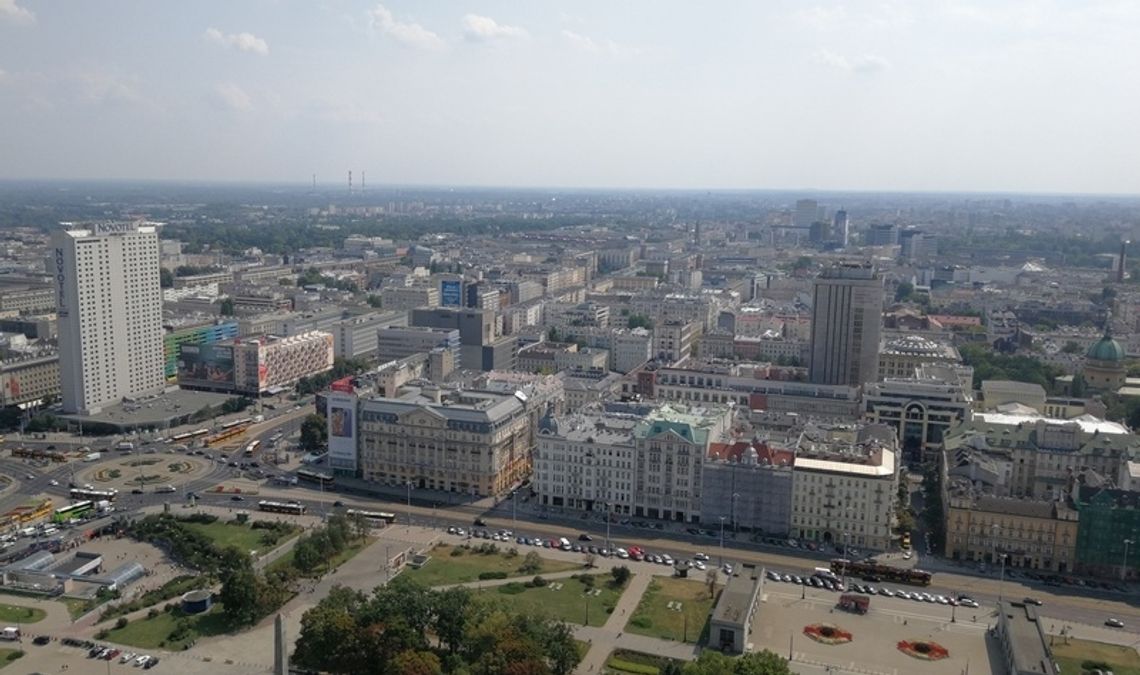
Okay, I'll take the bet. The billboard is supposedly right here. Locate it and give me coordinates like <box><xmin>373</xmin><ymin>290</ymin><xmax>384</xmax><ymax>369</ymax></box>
<box><xmin>441</xmin><ymin>280</ymin><xmax>462</xmax><ymax>307</ymax></box>
<box><xmin>326</xmin><ymin>393</ymin><xmax>357</xmax><ymax>473</ymax></box>
<box><xmin>177</xmin><ymin>344</ymin><xmax>236</xmax><ymax>391</ymax></box>
<box><xmin>330</xmin><ymin>376</ymin><xmax>355</xmax><ymax>394</ymax></box>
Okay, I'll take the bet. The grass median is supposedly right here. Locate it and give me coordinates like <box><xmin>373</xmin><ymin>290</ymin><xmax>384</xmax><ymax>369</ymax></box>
<box><xmin>403</xmin><ymin>543</ymin><xmax>580</xmax><ymax>587</ymax></box>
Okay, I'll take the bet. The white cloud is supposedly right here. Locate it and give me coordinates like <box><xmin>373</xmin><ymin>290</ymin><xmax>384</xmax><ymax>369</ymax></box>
<box><xmin>814</xmin><ymin>49</ymin><xmax>891</xmax><ymax>74</ymax></box>
<box><xmin>204</xmin><ymin>27</ymin><xmax>270</xmax><ymax>55</ymax></box>
<box><xmin>462</xmin><ymin>14</ymin><xmax>528</xmax><ymax>42</ymax></box>
<box><xmin>212</xmin><ymin>82</ymin><xmax>253</xmax><ymax>111</ymax></box>
<box><xmin>368</xmin><ymin>4</ymin><xmax>445</xmax><ymax>50</ymax></box>
<box><xmin>0</xmin><ymin>0</ymin><xmax>33</xmax><ymax>24</ymax></box>
<box><xmin>77</xmin><ymin>71</ymin><xmax>148</xmax><ymax>105</ymax></box>
<box><xmin>561</xmin><ymin>29</ymin><xmax>641</xmax><ymax>57</ymax></box>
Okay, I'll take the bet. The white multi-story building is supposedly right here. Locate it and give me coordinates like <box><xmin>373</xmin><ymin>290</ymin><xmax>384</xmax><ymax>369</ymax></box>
<box><xmin>790</xmin><ymin>424</ymin><xmax>900</xmax><ymax>551</ymax></box>
<box><xmin>53</xmin><ymin>222</ymin><xmax>165</xmax><ymax>414</ymax></box>
<box><xmin>535</xmin><ymin>402</ymin><xmax>733</xmax><ymax>522</ymax></box>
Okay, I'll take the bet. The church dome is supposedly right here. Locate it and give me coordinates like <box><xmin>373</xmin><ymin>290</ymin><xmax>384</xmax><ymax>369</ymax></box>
<box><xmin>1087</xmin><ymin>334</ymin><xmax>1126</xmax><ymax>363</ymax></box>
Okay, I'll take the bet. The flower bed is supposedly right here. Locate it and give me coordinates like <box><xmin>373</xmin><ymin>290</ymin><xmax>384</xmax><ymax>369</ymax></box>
<box><xmin>897</xmin><ymin>640</ymin><xmax>950</xmax><ymax>660</ymax></box>
<box><xmin>803</xmin><ymin>624</ymin><xmax>852</xmax><ymax>645</ymax></box>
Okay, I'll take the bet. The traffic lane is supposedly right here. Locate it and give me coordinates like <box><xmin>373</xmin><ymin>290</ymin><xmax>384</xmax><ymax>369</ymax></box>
<box><xmin>200</xmin><ymin>482</ymin><xmax>1140</xmax><ymax>623</ymax></box>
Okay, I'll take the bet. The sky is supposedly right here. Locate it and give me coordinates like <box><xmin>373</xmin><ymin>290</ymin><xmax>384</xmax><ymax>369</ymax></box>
<box><xmin>1</xmin><ymin>1</ymin><xmax>1139</xmax><ymax>193</ymax></box>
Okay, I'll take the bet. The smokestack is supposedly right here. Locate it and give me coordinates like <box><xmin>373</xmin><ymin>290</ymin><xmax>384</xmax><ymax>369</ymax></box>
<box><xmin>348</xmin><ymin>170</ymin><xmax>353</xmax><ymax>194</ymax></box>
<box><xmin>1119</xmin><ymin>241</ymin><xmax>1129</xmax><ymax>283</ymax></box>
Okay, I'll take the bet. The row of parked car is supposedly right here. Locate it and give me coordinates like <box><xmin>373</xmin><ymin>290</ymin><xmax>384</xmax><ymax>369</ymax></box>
<box><xmin>764</xmin><ymin>570</ymin><xmax>981</xmax><ymax>607</ymax></box>
<box><xmin>447</xmin><ymin>527</ymin><xmax>729</xmax><ymax>573</ymax></box>
<box><xmin>86</xmin><ymin>644</ymin><xmax>159</xmax><ymax>668</ymax></box>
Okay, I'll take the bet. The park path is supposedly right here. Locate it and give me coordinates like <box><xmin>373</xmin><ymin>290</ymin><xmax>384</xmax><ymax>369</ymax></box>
<box><xmin>572</xmin><ymin>570</ymin><xmax>701</xmax><ymax>674</ymax></box>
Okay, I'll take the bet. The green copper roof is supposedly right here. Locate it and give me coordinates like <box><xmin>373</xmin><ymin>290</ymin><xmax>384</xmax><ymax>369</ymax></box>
<box><xmin>1087</xmin><ymin>335</ymin><xmax>1126</xmax><ymax>362</ymax></box>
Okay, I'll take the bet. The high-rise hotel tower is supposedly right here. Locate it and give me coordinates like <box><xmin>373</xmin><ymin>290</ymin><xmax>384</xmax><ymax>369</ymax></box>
<box><xmin>52</xmin><ymin>222</ymin><xmax>165</xmax><ymax>414</ymax></box>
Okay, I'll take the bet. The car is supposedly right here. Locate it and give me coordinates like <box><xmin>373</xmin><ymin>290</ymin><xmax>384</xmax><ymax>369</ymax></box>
<box><xmin>1106</xmin><ymin>618</ymin><xmax>1125</xmax><ymax>628</ymax></box>
<box><xmin>447</xmin><ymin>527</ymin><xmax>457</xmax><ymax>535</ymax></box>
<box><xmin>722</xmin><ymin>563</ymin><xmax>735</xmax><ymax>575</ymax></box>
<box><xmin>48</xmin><ymin>479</ymin><xmax>58</xmax><ymax>486</ymax></box>
<box><xmin>903</xmin><ymin>551</ymin><xmax>913</xmax><ymax>560</ymax></box>
<box><xmin>1023</xmin><ymin>597</ymin><xmax>1043</xmax><ymax>606</ymax></box>
<box><xmin>767</xmin><ymin>570</ymin><xmax>781</xmax><ymax>581</ymax></box>
<box><xmin>571</xmin><ymin>544</ymin><xmax>582</xmax><ymax>552</ymax></box>
<box><xmin>131</xmin><ymin>488</ymin><xmax>144</xmax><ymax>494</ymax></box>
<box><xmin>121</xmin><ymin>652</ymin><xmax>136</xmax><ymax>663</ymax></box>
<box><xmin>960</xmin><ymin>598</ymin><xmax>979</xmax><ymax>608</ymax></box>
<box><xmin>616</xmin><ymin>547</ymin><xmax>629</xmax><ymax>558</ymax></box>
<box><xmin>578</xmin><ymin>533</ymin><xmax>592</xmax><ymax>541</ymax></box>
<box><xmin>135</xmin><ymin>654</ymin><xmax>151</xmax><ymax>666</ymax></box>
<box><xmin>145</xmin><ymin>656</ymin><xmax>160</xmax><ymax>669</ymax></box>
<box><xmin>24</xmin><ymin>474</ymin><xmax>33</xmax><ymax>480</ymax></box>
<box><xmin>230</xmin><ymin>495</ymin><xmax>245</xmax><ymax>502</ymax></box>
<box><xmin>32</xmin><ymin>635</ymin><xmax>50</xmax><ymax>646</ymax></box>
<box><xmin>693</xmin><ymin>561</ymin><xmax>707</xmax><ymax>570</ymax></box>
<box><xmin>105</xmin><ymin>648</ymin><xmax>120</xmax><ymax>660</ymax></box>
<box><xmin>781</xmin><ymin>574</ymin><xmax>792</xmax><ymax>583</ymax></box>
<box><xmin>878</xmin><ymin>588</ymin><xmax>894</xmax><ymax>597</ymax></box>
<box><xmin>693</xmin><ymin>552</ymin><xmax>710</xmax><ymax>562</ymax></box>
<box><xmin>473</xmin><ymin>518</ymin><xmax>487</xmax><ymax>527</ymax></box>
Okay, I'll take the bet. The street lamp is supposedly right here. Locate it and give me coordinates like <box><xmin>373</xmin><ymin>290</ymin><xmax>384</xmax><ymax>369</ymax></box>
<box><xmin>841</xmin><ymin>532</ymin><xmax>850</xmax><ymax>588</ymax></box>
<box><xmin>405</xmin><ymin>481</ymin><xmax>412</xmax><ymax>527</ymax></box>
<box><xmin>604</xmin><ymin>502</ymin><xmax>611</xmax><ymax>551</ymax></box>
<box><xmin>1123</xmin><ymin>539</ymin><xmax>1134</xmax><ymax>582</ymax></box>
<box><xmin>718</xmin><ymin>515</ymin><xmax>727</xmax><ymax>566</ymax></box>
<box><xmin>731</xmin><ymin>493</ymin><xmax>740</xmax><ymax>536</ymax></box>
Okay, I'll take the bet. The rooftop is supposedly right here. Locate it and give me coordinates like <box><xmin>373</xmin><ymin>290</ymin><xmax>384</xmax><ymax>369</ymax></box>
<box><xmin>710</xmin><ymin>567</ymin><xmax>761</xmax><ymax>627</ymax></box>
<box><xmin>998</xmin><ymin>601</ymin><xmax>1054</xmax><ymax>675</ymax></box>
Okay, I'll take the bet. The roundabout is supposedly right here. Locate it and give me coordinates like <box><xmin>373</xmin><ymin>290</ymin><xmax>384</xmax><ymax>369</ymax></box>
<box><xmin>75</xmin><ymin>454</ymin><xmax>213</xmax><ymax>490</ymax></box>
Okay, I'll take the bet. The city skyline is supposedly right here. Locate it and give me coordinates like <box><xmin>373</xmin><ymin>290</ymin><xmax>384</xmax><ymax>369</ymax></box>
<box><xmin>2</xmin><ymin>1</ymin><xmax>1140</xmax><ymax>194</ymax></box>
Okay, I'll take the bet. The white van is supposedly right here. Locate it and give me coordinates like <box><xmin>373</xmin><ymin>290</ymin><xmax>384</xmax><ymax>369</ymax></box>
<box><xmin>559</xmin><ymin>537</ymin><xmax>571</xmax><ymax>550</ymax></box>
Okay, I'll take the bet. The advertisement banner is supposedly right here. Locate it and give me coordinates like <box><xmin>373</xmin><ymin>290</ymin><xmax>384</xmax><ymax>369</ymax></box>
<box><xmin>177</xmin><ymin>344</ymin><xmax>236</xmax><ymax>390</ymax></box>
<box><xmin>326</xmin><ymin>393</ymin><xmax>357</xmax><ymax>473</ymax></box>
<box><xmin>441</xmin><ymin>280</ymin><xmax>462</xmax><ymax>307</ymax></box>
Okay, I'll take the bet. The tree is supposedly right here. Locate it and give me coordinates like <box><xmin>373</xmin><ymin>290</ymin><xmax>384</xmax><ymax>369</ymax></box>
<box><xmin>1062</xmin><ymin>341</ymin><xmax>1082</xmax><ymax>354</ymax></box>
<box><xmin>393</xmin><ymin>650</ymin><xmax>443</xmax><ymax>675</ymax></box>
<box><xmin>218</xmin><ymin>548</ymin><xmax>261</xmax><ymax>626</ymax></box>
<box><xmin>159</xmin><ymin>267</ymin><xmax>174</xmax><ymax>288</ymax></box>
<box><xmin>367</xmin><ymin>294</ymin><xmax>383</xmax><ymax>308</ymax></box>
<box><xmin>432</xmin><ymin>587</ymin><xmax>472</xmax><ymax>655</ymax></box>
<box><xmin>583</xmin><ymin>552</ymin><xmax>597</xmax><ymax>569</ymax></box>
<box><xmin>293</xmin><ymin>536</ymin><xmax>322</xmax><ymax>574</ymax></box>
<box><xmin>627</xmin><ymin>314</ymin><xmax>654</xmax><ymax>330</ymax></box>
<box><xmin>705</xmin><ymin>568</ymin><xmax>719</xmax><ymax>599</ymax></box>
<box><xmin>518</xmin><ymin>551</ymin><xmax>542</xmax><ymax>575</ymax></box>
<box><xmin>1070</xmin><ymin>372</ymin><xmax>1087</xmax><ymax>398</ymax></box>
<box><xmin>611</xmin><ymin>565</ymin><xmax>631</xmax><ymax>586</ymax></box>
<box><xmin>733</xmin><ymin>651</ymin><xmax>794</xmax><ymax>675</ymax></box>
<box><xmin>894</xmin><ymin>281</ymin><xmax>914</xmax><ymax>303</ymax></box>
<box><xmin>299</xmin><ymin>414</ymin><xmax>327</xmax><ymax>452</ymax></box>
<box><xmin>547</xmin><ymin>326</ymin><xmax>561</xmax><ymax>342</ymax></box>
<box><xmin>219</xmin><ymin>297</ymin><xmax>235</xmax><ymax>316</ymax></box>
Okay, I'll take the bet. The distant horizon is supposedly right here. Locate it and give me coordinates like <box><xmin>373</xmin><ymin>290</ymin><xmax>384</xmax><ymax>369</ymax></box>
<box><xmin>1</xmin><ymin>177</ymin><xmax>1139</xmax><ymax>202</ymax></box>
<box><xmin>4</xmin><ymin>3</ymin><xmax>1140</xmax><ymax>194</ymax></box>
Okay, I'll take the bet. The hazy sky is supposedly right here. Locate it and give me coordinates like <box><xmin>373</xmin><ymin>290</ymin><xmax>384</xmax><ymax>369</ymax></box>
<box><xmin>1</xmin><ymin>1</ymin><xmax>1138</xmax><ymax>193</ymax></box>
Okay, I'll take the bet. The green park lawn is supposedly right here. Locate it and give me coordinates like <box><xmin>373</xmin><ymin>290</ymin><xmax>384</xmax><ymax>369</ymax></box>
<box><xmin>104</xmin><ymin>605</ymin><xmax>230</xmax><ymax>651</ymax></box>
<box><xmin>182</xmin><ymin>520</ymin><xmax>296</xmax><ymax>556</ymax></box>
<box><xmin>0</xmin><ymin>604</ymin><xmax>44</xmax><ymax>624</ymax></box>
<box><xmin>1052</xmin><ymin>637</ymin><xmax>1140</xmax><ymax>675</ymax></box>
<box><xmin>626</xmin><ymin>577</ymin><xmax>717</xmax><ymax>644</ymax></box>
<box><xmin>490</xmin><ymin>574</ymin><xmax>625</xmax><ymax>627</ymax></box>
<box><xmin>403</xmin><ymin>543</ymin><xmax>580</xmax><ymax>586</ymax></box>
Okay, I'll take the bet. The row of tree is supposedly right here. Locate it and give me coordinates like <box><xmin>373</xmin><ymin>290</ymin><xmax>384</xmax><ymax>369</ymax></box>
<box><xmin>293</xmin><ymin>577</ymin><xmax>580</xmax><ymax>675</ymax></box>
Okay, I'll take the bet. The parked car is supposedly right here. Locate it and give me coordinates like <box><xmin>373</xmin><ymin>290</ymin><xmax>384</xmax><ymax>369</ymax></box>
<box><xmin>1023</xmin><ymin>597</ymin><xmax>1043</xmax><ymax>606</ymax></box>
<box><xmin>1106</xmin><ymin>618</ymin><xmax>1125</xmax><ymax>628</ymax></box>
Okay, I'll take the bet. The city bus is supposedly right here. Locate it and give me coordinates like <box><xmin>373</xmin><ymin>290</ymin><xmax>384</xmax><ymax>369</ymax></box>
<box><xmin>70</xmin><ymin>487</ymin><xmax>118</xmax><ymax>502</ymax></box>
<box><xmin>296</xmin><ymin>469</ymin><xmax>334</xmax><ymax>488</ymax></box>
<box><xmin>222</xmin><ymin>418</ymin><xmax>252</xmax><ymax>430</ymax></box>
<box><xmin>257</xmin><ymin>500</ymin><xmax>306</xmax><ymax>516</ymax></box>
<box><xmin>243</xmin><ymin>440</ymin><xmax>261</xmax><ymax>457</ymax></box>
<box><xmin>830</xmin><ymin>559</ymin><xmax>933</xmax><ymax>587</ymax></box>
<box><xmin>206</xmin><ymin>425</ymin><xmax>249</xmax><ymax>447</ymax></box>
<box><xmin>52</xmin><ymin>501</ymin><xmax>95</xmax><ymax>523</ymax></box>
<box><xmin>345</xmin><ymin>509</ymin><xmax>397</xmax><ymax>525</ymax></box>
<box><xmin>170</xmin><ymin>429</ymin><xmax>209</xmax><ymax>442</ymax></box>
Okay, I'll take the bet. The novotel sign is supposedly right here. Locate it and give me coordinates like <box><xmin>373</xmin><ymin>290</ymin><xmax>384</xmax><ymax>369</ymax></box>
<box><xmin>94</xmin><ymin>222</ymin><xmax>138</xmax><ymax>236</ymax></box>
<box><xmin>53</xmin><ymin>248</ymin><xmax>67</xmax><ymax>317</ymax></box>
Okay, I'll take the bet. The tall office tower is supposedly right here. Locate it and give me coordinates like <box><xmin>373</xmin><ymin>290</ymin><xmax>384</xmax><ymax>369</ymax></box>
<box><xmin>809</xmin><ymin>264</ymin><xmax>883</xmax><ymax>387</ymax></box>
<box><xmin>52</xmin><ymin>222</ymin><xmax>165</xmax><ymax>414</ymax></box>
<box><xmin>794</xmin><ymin>199</ymin><xmax>819</xmax><ymax>228</ymax></box>
<box><xmin>833</xmin><ymin>209</ymin><xmax>849</xmax><ymax>247</ymax></box>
